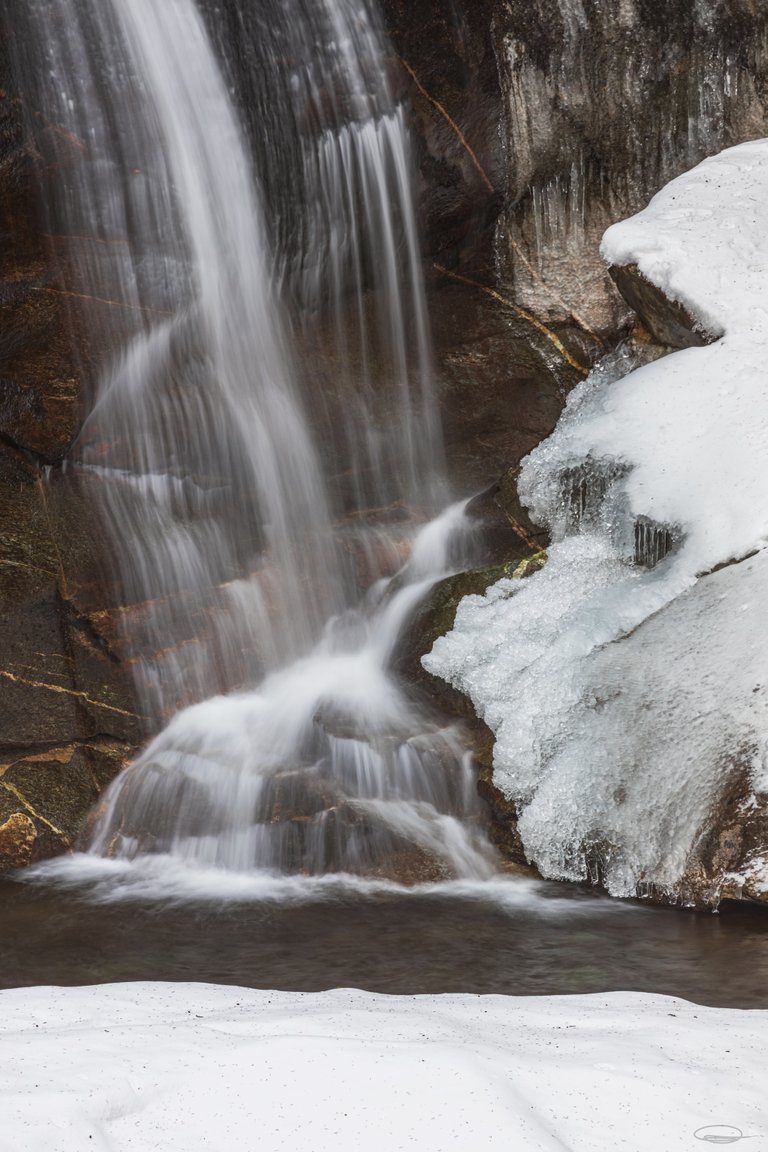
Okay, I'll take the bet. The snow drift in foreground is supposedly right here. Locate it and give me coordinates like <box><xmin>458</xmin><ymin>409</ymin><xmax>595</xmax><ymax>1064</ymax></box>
<box><xmin>2</xmin><ymin>982</ymin><xmax>765</xmax><ymax>1151</ymax></box>
<box><xmin>425</xmin><ymin>139</ymin><xmax>768</xmax><ymax>901</ymax></box>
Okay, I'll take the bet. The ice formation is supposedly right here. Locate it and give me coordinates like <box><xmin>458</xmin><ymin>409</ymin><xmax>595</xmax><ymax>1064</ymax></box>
<box><xmin>496</xmin><ymin>0</ymin><xmax>763</xmax><ymax>326</ymax></box>
<box><xmin>425</xmin><ymin>139</ymin><xmax>768</xmax><ymax>900</ymax></box>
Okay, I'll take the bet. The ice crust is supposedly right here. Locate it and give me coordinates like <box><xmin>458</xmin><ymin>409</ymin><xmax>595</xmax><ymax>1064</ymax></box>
<box><xmin>425</xmin><ymin>139</ymin><xmax>768</xmax><ymax>898</ymax></box>
<box><xmin>2</xmin><ymin>982</ymin><xmax>766</xmax><ymax>1152</ymax></box>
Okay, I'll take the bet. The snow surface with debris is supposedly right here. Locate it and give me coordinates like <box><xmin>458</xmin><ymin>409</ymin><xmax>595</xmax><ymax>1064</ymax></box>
<box><xmin>1</xmin><ymin>982</ymin><xmax>766</xmax><ymax>1152</ymax></box>
<box><xmin>425</xmin><ymin>139</ymin><xmax>768</xmax><ymax>898</ymax></box>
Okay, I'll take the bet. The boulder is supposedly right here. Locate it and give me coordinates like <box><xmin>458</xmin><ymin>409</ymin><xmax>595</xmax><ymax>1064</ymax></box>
<box><xmin>608</xmin><ymin>264</ymin><xmax>713</xmax><ymax>350</ymax></box>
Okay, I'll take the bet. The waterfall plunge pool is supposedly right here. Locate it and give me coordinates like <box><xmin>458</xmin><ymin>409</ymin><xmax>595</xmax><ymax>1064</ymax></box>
<box><xmin>2</xmin><ymin>870</ymin><xmax>767</xmax><ymax>1008</ymax></box>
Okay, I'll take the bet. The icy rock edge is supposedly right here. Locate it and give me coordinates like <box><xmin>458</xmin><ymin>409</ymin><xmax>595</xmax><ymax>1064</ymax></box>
<box><xmin>424</xmin><ymin>139</ymin><xmax>768</xmax><ymax>907</ymax></box>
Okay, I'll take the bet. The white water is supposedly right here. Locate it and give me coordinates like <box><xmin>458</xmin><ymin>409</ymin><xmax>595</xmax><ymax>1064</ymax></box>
<box><xmin>87</xmin><ymin>502</ymin><xmax>496</xmax><ymax>880</ymax></box>
<box><xmin>26</xmin><ymin>0</ymin><xmax>342</xmax><ymax>716</ymax></box>
<box><xmin>17</xmin><ymin>0</ymin><xmax>497</xmax><ymax>885</ymax></box>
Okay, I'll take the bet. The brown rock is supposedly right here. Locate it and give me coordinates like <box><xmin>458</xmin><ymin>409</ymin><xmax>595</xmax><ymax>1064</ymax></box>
<box><xmin>0</xmin><ymin>739</ymin><xmax>133</xmax><ymax>868</ymax></box>
<box><xmin>430</xmin><ymin>278</ymin><xmax>591</xmax><ymax>497</ymax></box>
<box><xmin>466</xmin><ymin>465</ymin><xmax>549</xmax><ymax>566</ymax></box>
<box><xmin>609</xmin><ymin>264</ymin><xmax>716</xmax><ymax>350</ymax></box>
<box><xmin>382</xmin><ymin>0</ymin><xmax>503</xmax><ymax>271</ymax></box>
<box><xmin>0</xmin><ymin>811</ymin><xmax>37</xmax><ymax>869</ymax></box>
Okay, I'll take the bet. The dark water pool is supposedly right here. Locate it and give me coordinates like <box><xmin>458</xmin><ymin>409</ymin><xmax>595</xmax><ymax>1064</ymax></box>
<box><xmin>1</xmin><ymin>872</ymin><xmax>767</xmax><ymax>1007</ymax></box>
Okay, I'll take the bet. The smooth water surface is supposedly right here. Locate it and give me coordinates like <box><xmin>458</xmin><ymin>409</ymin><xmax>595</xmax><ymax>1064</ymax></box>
<box><xmin>2</xmin><ymin>875</ymin><xmax>767</xmax><ymax>1007</ymax></box>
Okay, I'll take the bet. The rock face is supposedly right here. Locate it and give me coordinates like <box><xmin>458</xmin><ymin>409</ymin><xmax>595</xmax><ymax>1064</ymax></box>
<box><xmin>428</xmin><ymin>277</ymin><xmax>593</xmax><ymax>497</ymax></box>
<box><xmin>382</xmin><ymin>0</ymin><xmax>503</xmax><ymax>274</ymax></box>
<box><xmin>0</xmin><ymin>82</ymin><xmax>141</xmax><ymax>872</ymax></box>
<box><xmin>608</xmin><ymin>265</ymin><xmax>713</xmax><ymax>350</ymax></box>
<box><xmin>492</xmin><ymin>0</ymin><xmax>768</xmax><ymax>334</ymax></box>
<box><xmin>386</xmin><ymin>1</ymin><xmax>768</xmax><ymax>338</ymax></box>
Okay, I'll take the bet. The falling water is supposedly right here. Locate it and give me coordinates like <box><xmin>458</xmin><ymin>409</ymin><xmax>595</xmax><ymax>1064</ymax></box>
<box><xmin>18</xmin><ymin>0</ymin><xmax>344</xmax><ymax>716</ymax></box>
<box><xmin>88</xmin><ymin>502</ymin><xmax>496</xmax><ymax>881</ymax></box>
<box><xmin>215</xmin><ymin>0</ymin><xmax>445</xmax><ymax>516</ymax></box>
<box><xmin>12</xmin><ymin>0</ymin><xmax>496</xmax><ymax>883</ymax></box>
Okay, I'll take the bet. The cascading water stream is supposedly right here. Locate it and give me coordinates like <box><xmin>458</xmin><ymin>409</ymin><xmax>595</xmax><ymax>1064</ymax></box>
<box><xmin>19</xmin><ymin>0</ymin><xmax>344</xmax><ymax>717</ymax></box>
<box><xmin>216</xmin><ymin>0</ymin><xmax>443</xmax><ymax>513</ymax></box>
<box><xmin>12</xmin><ymin>0</ymin><xmax>498</xmax><ymax>885</ymax></box>
<box><xmin>88</xmin><ymin>502</ymin><xmax>496</xmax><ymax>882</ymax></box>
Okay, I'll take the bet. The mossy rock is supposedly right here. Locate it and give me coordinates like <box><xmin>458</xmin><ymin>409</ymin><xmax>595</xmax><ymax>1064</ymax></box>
<box><xmin>393</xmin><ymin>552</ymin><xmax>546</xmax><ymax>716</ymax></box>
<box><xmin>391</xmin><ymin>551</ymin><xmax>547</xmax><ymax>868</ymax></box>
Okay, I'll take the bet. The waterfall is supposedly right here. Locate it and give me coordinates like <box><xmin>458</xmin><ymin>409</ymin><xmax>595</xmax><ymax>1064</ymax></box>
<box><xmin>226</xmin><ymin>0</ymin><xmax>443</xmax><ymax>513</ymax></box>
<box><xmin>19</xmin><ymin>0</ymin><xmax>343</xmax><ymax>716</ymax></box>
<box><xmin>13</xmin><ymin>0</ymin><xmax>496</xmax><ymax>884</ymax></box>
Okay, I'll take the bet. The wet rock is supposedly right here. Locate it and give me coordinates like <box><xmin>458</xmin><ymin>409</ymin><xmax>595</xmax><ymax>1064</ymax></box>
<box><xmin>0</xmin><ymin>811</ymin><xmax>37</xmax><ymax>870</ymax></box>
<box><xmin>609</xmin><ymin>264</ymin><xmax>714</xmax><ymax>350</ymax></box>
<box><xmin>0</xmin><ymin>452</ymin><xmax>141</xmax><ymax>742</ymax></box>
<box><xmin>0</xmin><ymin>71</ymin><xmax>142</xmax><ymax>874</ymax></box>
<box><xmin>430</xmin><ymin>278</ymin><xmax>592</xmax><ymax>496</ymax></box>
<box><xmin>367</xmin><ymin>844</ymin><xmax>453</xmax><ymax>886</ymax></box>
<box><xmin>0</xmin><ymin>740</ymin><xmax>130</xmax><ymax>868</ymax></box>
<box><xmin>0</xmin><ymin>88</ymin><xmax>85</xmax><ymax>461</ymax></box>
<box><xmin>393</xmin><ymin>553</ymin><xmax>546</xmax><ymax>713</ymax></box>
<box><xmin>259</xmin><ymin>768</ymin><xmax>340</xmax><ymax>825</ymax></box>
<box><xmin>666</xmin><ymin>765</ymin><xmax>768</xmax><ymax>909</ymax></box>
<box><xmin>470</xmin><ymin>724</ymin><xmax>528</xmax><ymax>866</ymax></box>
<box><xmin>466</xmin><ymin>465</ymin><xmax>549</xmax><ymax>566</ymax></box>
<box><xmin>491</xmin><ymin>0</ymin><xmax>768</xmax><ymax>335</ymax></box>
<box><xmin>382</xmin><ymin>0</ymin><xmax>503</xmax><ymax>271</ymax></box>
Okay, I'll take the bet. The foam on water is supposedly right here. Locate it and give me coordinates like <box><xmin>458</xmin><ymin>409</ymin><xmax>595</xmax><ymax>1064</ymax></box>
<box><xmin>20</xmin><ymin>852</ymin><xmax>639</xmax><ymax>917</ymax></box>
<box><xmin>83</xmin><ymin>502</ymin><xmax>500</xmax><ymax>882</ymax></box>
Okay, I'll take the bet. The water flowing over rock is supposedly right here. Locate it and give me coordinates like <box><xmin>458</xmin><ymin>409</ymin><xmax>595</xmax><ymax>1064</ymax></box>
<box><xmin>3</xmin><ymin>0</ymin><xmax>507</xmax><ymax>887</ymax></box>
<box><xmin>3</xmin><ymin>0</ymin><xmax>768</xmax><ymax>896</ymax></box>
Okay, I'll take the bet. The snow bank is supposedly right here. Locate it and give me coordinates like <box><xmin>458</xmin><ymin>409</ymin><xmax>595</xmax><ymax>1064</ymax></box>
<box><xmin>425</xmin><ymin>140</ymin><xmax>768</xmax><ymax>899</ymax></box>
<box><xmin>2</xmin><ymin>982</ymin><xmax>765</xmax><ymax>1151</ymax></box>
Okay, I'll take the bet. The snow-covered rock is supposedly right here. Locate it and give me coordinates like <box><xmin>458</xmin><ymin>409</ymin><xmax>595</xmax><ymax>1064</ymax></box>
<box><xmin>425</xmin><ymin>140</ymin><xmax>768</xmax><ymax>904</ymax></box>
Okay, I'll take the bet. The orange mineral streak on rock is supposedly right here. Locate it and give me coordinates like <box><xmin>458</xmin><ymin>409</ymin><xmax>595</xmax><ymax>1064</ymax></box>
<box><xmin>0</xmin><ymin>811</ymin><xmax>37</xmax><ymax>868</ymax></box>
